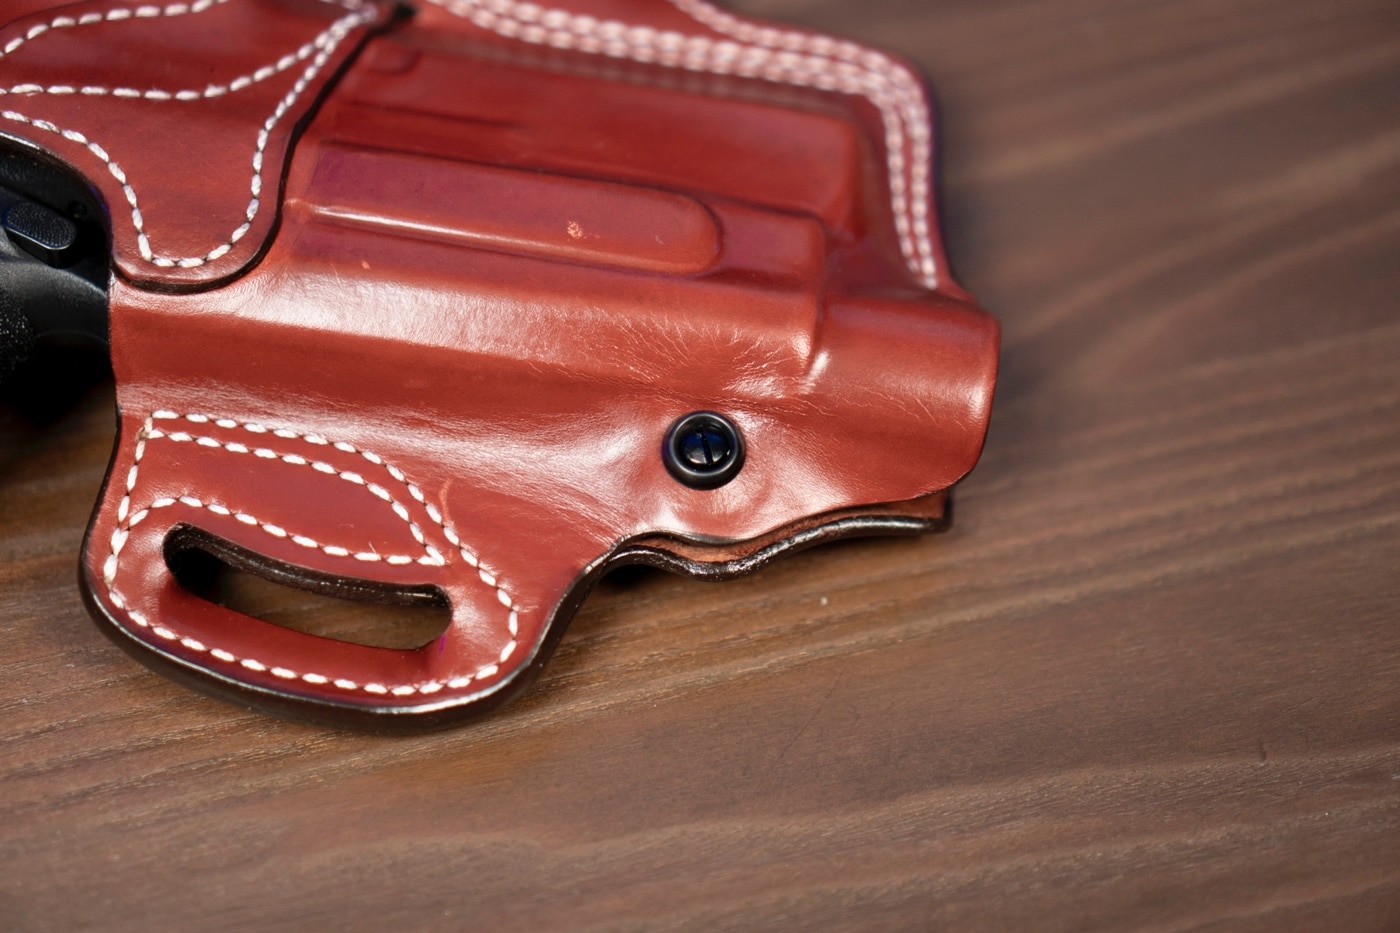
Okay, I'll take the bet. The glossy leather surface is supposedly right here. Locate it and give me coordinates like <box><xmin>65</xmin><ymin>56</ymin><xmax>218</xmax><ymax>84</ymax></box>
<box><xmin>0</xmin><ymin>0</ymin><xmax>388</xmax><ymax>286</ymax></box>
<box><xmin>1</xmin><ymin>0</ymin><xmax>999</xmax><ymax>726</ymax></box>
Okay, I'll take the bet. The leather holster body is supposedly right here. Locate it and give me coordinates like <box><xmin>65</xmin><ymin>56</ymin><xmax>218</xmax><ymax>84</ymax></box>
<box><xmin>0</xmin><ymin>0</ymin><xmax>998</xmax><ymax>726</ymax></box>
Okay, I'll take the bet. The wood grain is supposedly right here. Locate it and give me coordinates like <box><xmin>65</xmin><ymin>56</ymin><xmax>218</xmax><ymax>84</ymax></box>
<box><xmin>3</xmin><ymin>0</ymin><xmax>1399</xmax><ymax>928</ymax></box>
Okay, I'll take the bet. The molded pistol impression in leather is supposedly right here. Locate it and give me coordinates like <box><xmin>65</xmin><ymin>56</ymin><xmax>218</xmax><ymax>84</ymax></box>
<box><xmin>0</xmin><ymin>0</ymin><xmax>999</xmax><ymax>728</ymax></box>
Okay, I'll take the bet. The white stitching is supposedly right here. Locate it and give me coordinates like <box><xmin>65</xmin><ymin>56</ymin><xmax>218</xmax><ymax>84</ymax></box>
<box><xmin>1</xmin><ymin>34</ymin><xmax>327</xmax><ymax>101</ymax></box>
<box><xmin>0</xmin><ymin>0</ymin><xmax>377</xmax><ymax>269</ymax></box>
<box><xmin>0</xmin><ymin>0</ymin><xmax>231</xmax><ymax>61</ymax></box>
<box><xmin>670</xmin><ymin>0</ymin><xmax>936</xmax><ymax>289</ymax></box>
<box><xmin>662</xmin><ymin>0</ymin><xmax>936</xmax><ymax>287</ymax></box>
<box><xmin>141</xmin><ymin>424</ymin><xmax>444</xmax><ymax>565</ymax></box>
<box><xmin>0</xmin><ymin>0</ymin><xmax>938</xmax><ymax>285</ymax></box>
<box><xmin>423</xmin><ymin>0</ymin><xmax>939</xmax><ymax>289</ymax></box>
<box><xmin>102</xmin><ymin>412</ymin><xmax>522</xmax><ymax>697</ymax></box>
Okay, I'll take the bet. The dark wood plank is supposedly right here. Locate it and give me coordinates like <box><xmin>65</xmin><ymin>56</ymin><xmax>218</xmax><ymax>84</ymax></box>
<box><xmin>3</xmin><ymin>0</ymin><xmax>1399</xmax><ymax>928</ymax></box>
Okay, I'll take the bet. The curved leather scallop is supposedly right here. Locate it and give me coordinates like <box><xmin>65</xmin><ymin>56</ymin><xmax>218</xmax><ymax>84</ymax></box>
<box><xmin>0</xmin><ymin>0</ymin><xmax>389</xmax><ymax>287</ymax></box>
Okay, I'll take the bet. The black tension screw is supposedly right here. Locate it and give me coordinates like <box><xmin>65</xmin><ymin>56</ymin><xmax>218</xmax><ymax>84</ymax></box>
<box><xmin>663</xmin><ymin>411</ymin><xmax>745</xmax><ymax>489</ymax></box>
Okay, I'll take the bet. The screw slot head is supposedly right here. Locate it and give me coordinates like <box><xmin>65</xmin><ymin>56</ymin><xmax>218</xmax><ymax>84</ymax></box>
<box><xmin>663</xmin><ymin>411</ymin><xmax>745</xmax><ymax>489</ymax></box>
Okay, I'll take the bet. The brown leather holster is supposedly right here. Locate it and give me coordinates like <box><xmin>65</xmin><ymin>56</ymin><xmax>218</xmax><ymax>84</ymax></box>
<box><xmin>0</xmin><ymin>0</ymin><xmax>998</xmax><ymax>727</ymax></box>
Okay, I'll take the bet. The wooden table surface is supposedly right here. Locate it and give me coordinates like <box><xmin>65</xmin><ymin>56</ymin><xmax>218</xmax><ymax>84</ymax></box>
<box><xmin>3</xmin><ymin>0</ymin><xmax>1398</xmax><ymax>928</ymax></box>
